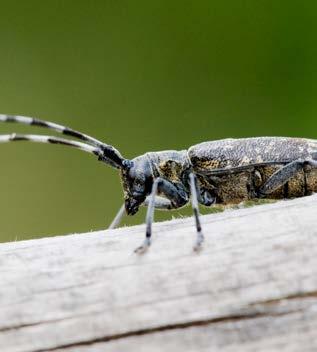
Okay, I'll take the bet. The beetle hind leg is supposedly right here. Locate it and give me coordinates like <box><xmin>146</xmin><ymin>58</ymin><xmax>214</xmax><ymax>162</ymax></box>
<box><xmin>259</xmin><ymin>159</ymin><xmax>317</xmax><ymax>197</ymax></box>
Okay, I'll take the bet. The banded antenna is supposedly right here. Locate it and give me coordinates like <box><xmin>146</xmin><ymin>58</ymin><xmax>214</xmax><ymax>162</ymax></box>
<box><xmin>0</xmin><ymin>114</ymin><xmax>127</xmax><ymax>169</ymax></box>
<box><xmin>0</xmin><ymin>133</ymin><xmax>100</xmax><ymax>156</ymax></box>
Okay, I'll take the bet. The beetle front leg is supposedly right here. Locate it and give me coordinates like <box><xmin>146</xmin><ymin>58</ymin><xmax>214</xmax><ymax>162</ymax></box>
<box><xmin>143</xmin><ymin>196</ymin><xmax>173</xmax><ymax>210</ymax></box>
<box><xmin>108</xmin><ymin>203</ymin><xmax>126</xmax><ymax>229</ymax></box>
<box><xmin>108</xmin><ymin>197</ymin><xmax>172</xmax><ymax>230</ymax></box>
<box><xmin>135</xmin><ymin>178</ymin><xmax>189</xmax><ymax>253</ymax></box>
<box><xmin>259</xmin><ymin>159</ymin><xmax>317</xmax><ymax>196</ymax></box>
<box><xmin>134</xmin><ymin>178</ymin><xmax>160</xmax><ymax>253</ymax></box>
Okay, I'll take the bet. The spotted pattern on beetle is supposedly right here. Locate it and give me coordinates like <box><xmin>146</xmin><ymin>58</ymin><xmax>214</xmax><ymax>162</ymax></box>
<box><xmin>188</xmin><ymin>137</ymin><xmax>317</xmax><ymax>172</ymax></box>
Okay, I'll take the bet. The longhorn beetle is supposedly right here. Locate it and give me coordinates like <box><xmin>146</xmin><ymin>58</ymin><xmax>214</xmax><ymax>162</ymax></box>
<box><xmin>1</xmin><ymin>114</ymin><xmax>317</xmax><ymax>252</ymax></box>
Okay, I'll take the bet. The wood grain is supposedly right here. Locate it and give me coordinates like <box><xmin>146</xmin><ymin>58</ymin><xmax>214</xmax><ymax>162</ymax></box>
<box><xmin>1</xmin><ymin>195</ymin><xmax>317</xmax><ymax>352</ymax></box>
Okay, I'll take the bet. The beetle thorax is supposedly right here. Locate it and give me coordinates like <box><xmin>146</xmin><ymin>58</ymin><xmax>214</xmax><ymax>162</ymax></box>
<box><xmin>120</xmin><ymin>150</ymin><xmax>191</xmax><ymax>215</ymax></box>
<box><xmin>146</xmin><ymin>150</ymin><xmax>191</xmax><ymax>182</ymax></box>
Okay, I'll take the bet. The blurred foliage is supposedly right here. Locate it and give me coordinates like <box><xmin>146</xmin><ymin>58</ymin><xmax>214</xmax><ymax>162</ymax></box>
<box><xmin>0</xmin><ymin>1</ymin><xmax>316</xmax><ymax>242</ymax></box>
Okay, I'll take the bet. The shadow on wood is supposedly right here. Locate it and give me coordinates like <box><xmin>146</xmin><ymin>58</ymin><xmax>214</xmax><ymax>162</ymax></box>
<box><xmin>1</xmin><ymin>195</ymin><xmax>317</xmax><ymax>351</ymax></box>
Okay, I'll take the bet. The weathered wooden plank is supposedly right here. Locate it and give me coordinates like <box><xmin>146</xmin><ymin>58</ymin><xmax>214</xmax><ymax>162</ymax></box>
<box><xmin>0</xmin><ymin>195</ymin><xmax>317</xmax><ymax>352</ymax></box>
<box><xmin>54</xmin><ymin>302</ymin><xmax>317</xmax><ymax>352</ymax></box>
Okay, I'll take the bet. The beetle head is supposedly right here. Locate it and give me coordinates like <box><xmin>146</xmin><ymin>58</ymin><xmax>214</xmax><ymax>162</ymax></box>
<box><xmin>120</xmin><ymin>155</ymin><xmax>153</xmax><ymax>215</ymax></box>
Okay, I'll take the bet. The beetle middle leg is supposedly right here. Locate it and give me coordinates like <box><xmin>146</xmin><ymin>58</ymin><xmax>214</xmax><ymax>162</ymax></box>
<box><xmin>189</xmin><ymin>173</ymin><xmax>204</xmax><ymax>251</ymax></box>
<box><xmin>259</xmin><ymin>159</ymin><xmax>317</xmax><ymax>196</ymax></box>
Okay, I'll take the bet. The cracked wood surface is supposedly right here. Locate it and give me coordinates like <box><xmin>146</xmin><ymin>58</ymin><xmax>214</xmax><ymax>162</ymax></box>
<box><xmin>1</xmin><ymin>195</ymin><xmax>317</xmax><ymax>352</ymax></box>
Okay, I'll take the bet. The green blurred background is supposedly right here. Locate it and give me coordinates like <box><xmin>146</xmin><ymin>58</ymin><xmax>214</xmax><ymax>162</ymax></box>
<box><xmin>0</xmin><ymin>1</ymin><xmax>316</xmax><ymax>242</ymax></box>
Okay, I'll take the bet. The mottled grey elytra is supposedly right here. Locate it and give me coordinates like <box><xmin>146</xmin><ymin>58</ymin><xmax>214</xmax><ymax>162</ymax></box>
<box><xmin>1</xmin><ymin>114</ymin><xmax>317</xmax><ymax>252</ymax></box>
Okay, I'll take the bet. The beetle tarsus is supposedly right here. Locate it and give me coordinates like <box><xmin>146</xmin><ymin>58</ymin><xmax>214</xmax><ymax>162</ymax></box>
<box><xmin>193</xmin><ymin>231</ymin><xmax>204</xmax><ymax>251</ymax></box>
<box><xmin>134</xmin><ymin>238</ymin><xmax>151</xmax><ymax>254</ymax></box>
